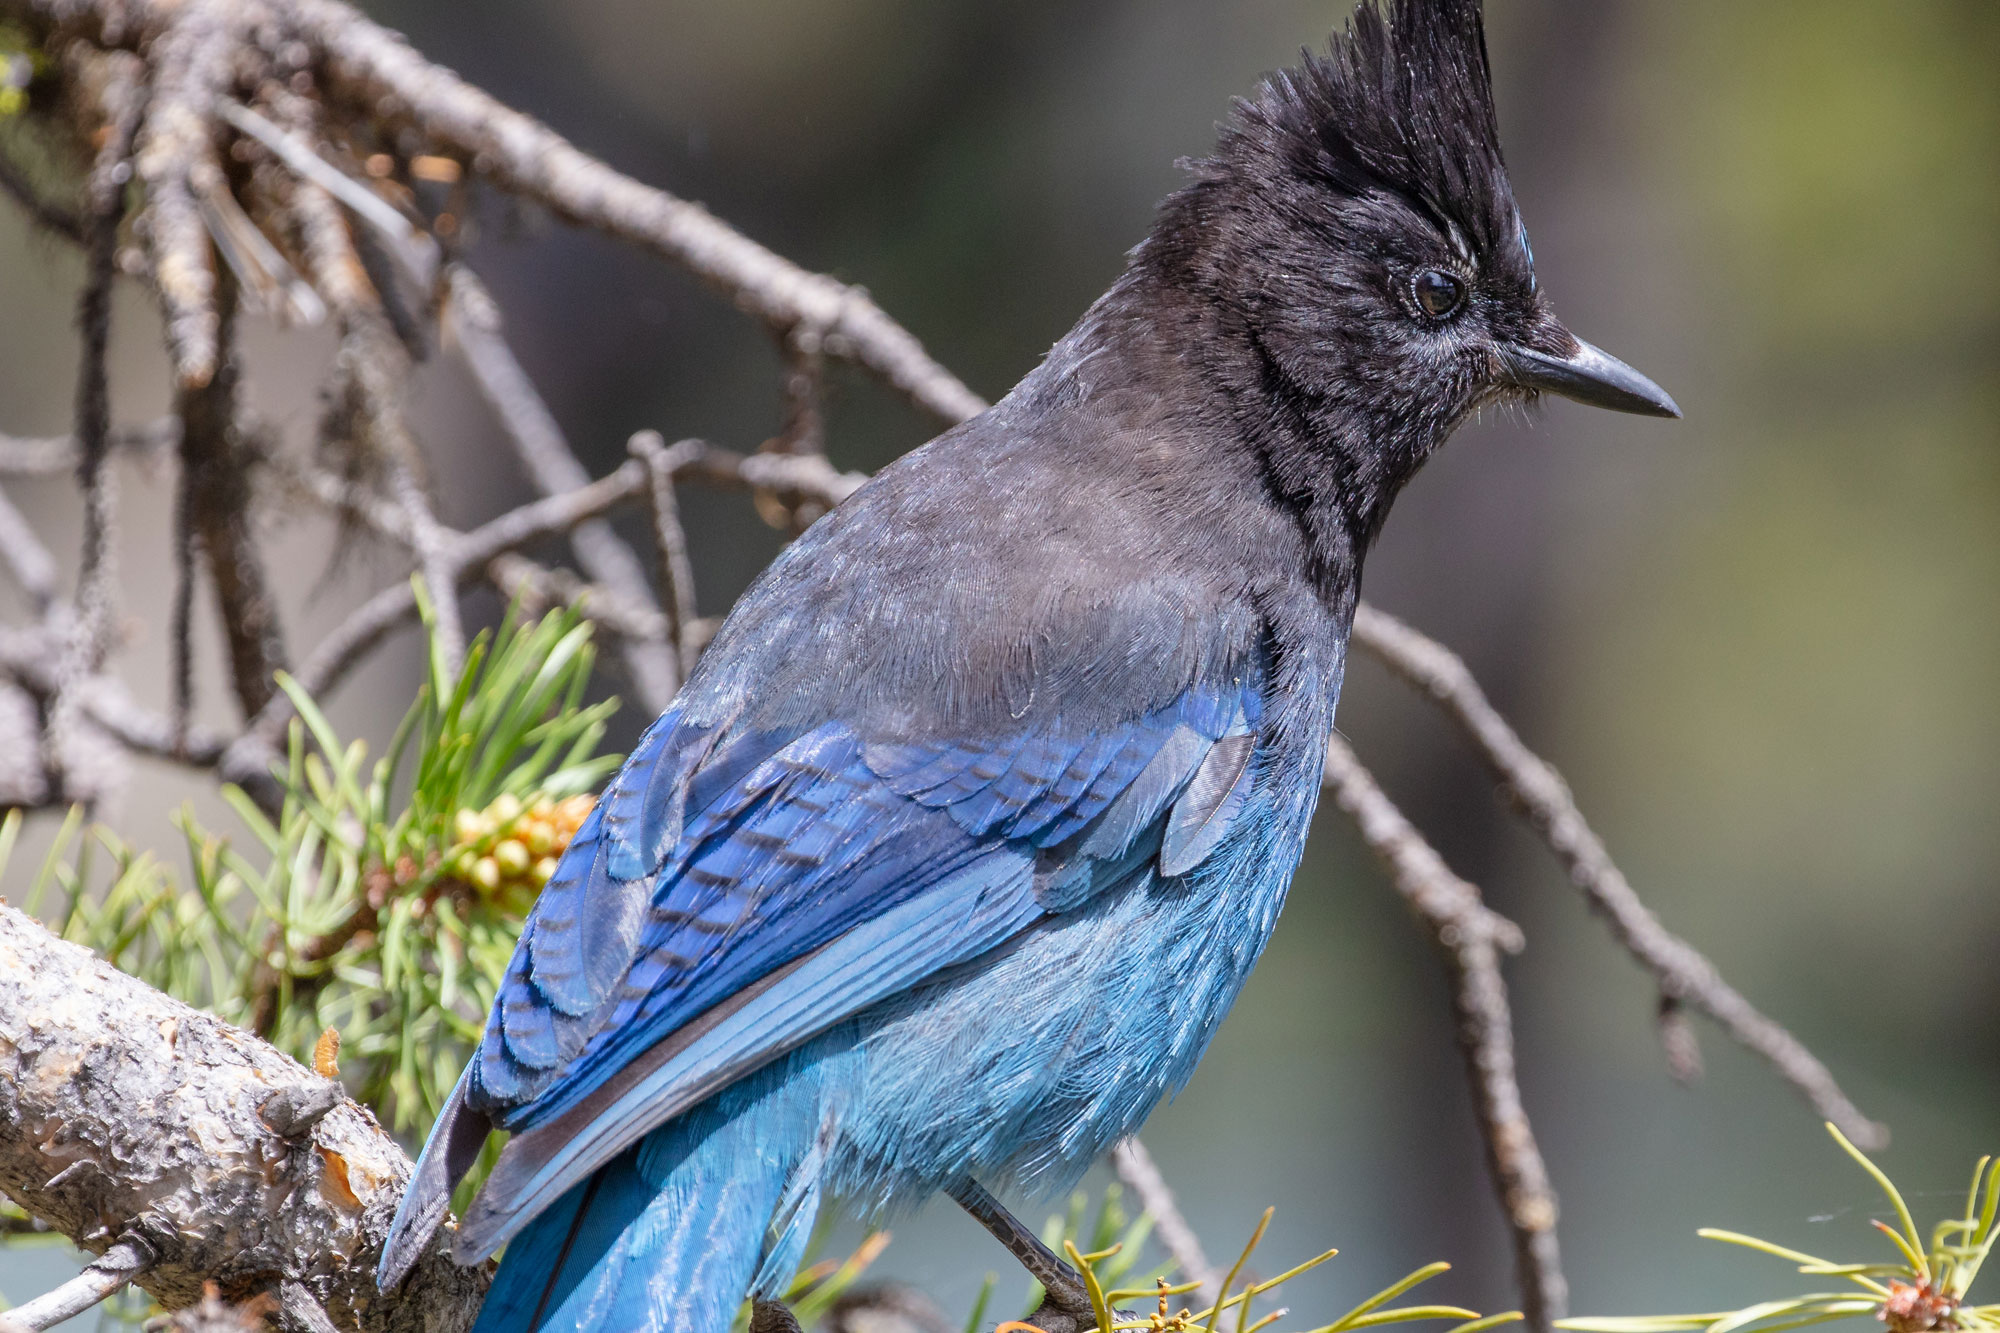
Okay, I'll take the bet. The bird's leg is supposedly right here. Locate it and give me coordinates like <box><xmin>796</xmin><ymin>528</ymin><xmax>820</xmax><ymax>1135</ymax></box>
<box><xmin>947</xmin><ymin>1177</ymin><xmax>1097</xmax><ymax>1332</ymax></box>
<box><xmin>751</xmin><ymin>1298</ymin><xmax>806</xmax><ymax>1333</ymax></box>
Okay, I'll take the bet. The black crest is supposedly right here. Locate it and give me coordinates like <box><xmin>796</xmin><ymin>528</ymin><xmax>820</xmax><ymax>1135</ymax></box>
<box><xmin>1202</xmin><ymin>0</ymin><xmax>1523</xmax><ymax>265</ymax></box>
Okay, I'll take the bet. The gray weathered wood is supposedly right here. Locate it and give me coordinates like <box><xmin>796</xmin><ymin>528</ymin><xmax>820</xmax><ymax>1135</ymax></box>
<box><xmin>0</xmin><ymin>903</ymin><xmax>487</xmax><ymax>1332</ymax></box>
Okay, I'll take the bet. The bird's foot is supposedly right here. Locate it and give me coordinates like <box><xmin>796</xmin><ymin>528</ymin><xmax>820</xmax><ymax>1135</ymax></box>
<box><xmin>947</xmin><ymin>1177</ymin><xmax>1098</xmax><ymax>1320</ymax></box>
<box><xmin>751</xmin><ymin>1298</ymin><xmax>807</xmax><ymax>1333</ymax></box>
<box><xmin>1018</xmin><ymin>1294</ymin><xmax>1099</xmax><ymax>1333</ymax></box>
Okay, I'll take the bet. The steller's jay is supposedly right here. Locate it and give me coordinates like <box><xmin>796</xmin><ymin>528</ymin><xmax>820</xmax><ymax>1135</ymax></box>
<box><xmin>380</xmin><ymin>1</ymin><xmax>1680</xmax><ymax>1329</ymax></box>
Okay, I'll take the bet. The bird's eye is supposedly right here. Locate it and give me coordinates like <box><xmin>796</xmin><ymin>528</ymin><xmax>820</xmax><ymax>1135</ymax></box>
<box><xmin>1411</xmin><ymin>270</ymin><xmax>1466</xmax><ymax>320</ymax></box>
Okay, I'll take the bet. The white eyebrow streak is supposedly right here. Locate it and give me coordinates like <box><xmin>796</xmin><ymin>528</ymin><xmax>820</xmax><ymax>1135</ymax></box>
<box><xmin>1444</xmin><ymin>218</ymin><xmax>1476</xmax><ymax>265</ymax></box>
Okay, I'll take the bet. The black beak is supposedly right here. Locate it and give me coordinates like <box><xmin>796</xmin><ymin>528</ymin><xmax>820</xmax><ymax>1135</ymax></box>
<box><xmin>1498</xmin><ymin>337</ymin><xmax>1681</xmax><ymax>419</ymax></box>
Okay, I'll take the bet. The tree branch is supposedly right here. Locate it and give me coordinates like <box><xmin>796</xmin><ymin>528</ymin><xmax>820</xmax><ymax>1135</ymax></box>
<box><xmin>278</xmin><ymin>157</ymin><xmax>465</xmax><ymax>676</ymax></box>
<box><xmin>443</xmin><ymin>264</ymin><xmax>675</xmax><ymax>712</ymax></box>
<box><xmin>1321</xmin><ymin>735</ymin><xmax>1559</xmax><ymax>1330</ymax></box>
<box><xmin>131</xmin><ymin>2</ymin><xmax>231</xmax><ymax>389</ymax></box>
<box><xmin>1110</xmin><ymin>1138</ymin><xmax>1218</xmax><ymax>1310</ymax></box>
<box><xmin>244</xmin><ymin>438</ymin><xmax>863</xmax><ymax>754</ymax></box>
<box><xmin>0</xmin><ymin>142</ymin><xmax>84</xmax><ymax>241</ymax></box>
<box><xmin>175</xmin><ymin>275</ymin><xmax>290</xmax><ymax>719</ymax></box>
<box><xmin>281</xmin><ymin>0</ymin><xmax>985</xmax><ymax>425</ymax></box>
<box><xmin>1349</xmin><ymin>604</ymin><xmax>1887</xmax><ymax>1149</ymax></box>
<box><xmin>0</xmin><ymin>419</ymin><xmax>180</xmax><ymax>475</ymax></box>
<box><xmin>6</xmin><ymin>1236</ymin><xmax>152</xmax><ymax>1330</ymax></box>
<box><xmin>46</xmin><ymin>53</ymin><xmax>141</xmax><ymax>789</ymax></box>
<box><xmin>0</xmin><ymin>622</ymin><xmax>231</xmax><ymax>768</ymax></box>
<box><xmin>629</xmin><ymin>431</ymin><xmax>700</xmax><ymax>685</ymax></box>
<box><xmin>0</xmin><ymin>483</ymin><xmax>60</xmax><ymax>613</ymax></box>
<box><xmin>232</xmin><ymin>457</ymin><xmax>651</xmax><ymax>766</ymax></box>
<box><xmin>0</xmin><ymin>903</ymin><xmax>488</xmax><ymax>1332</ymax></box>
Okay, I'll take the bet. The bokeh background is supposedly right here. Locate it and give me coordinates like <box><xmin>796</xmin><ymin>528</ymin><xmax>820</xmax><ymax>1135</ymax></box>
<box><xmin>1</xmin><ymin>0</ymin><xmax>1996</xmax><ymax>1325</ymax></box>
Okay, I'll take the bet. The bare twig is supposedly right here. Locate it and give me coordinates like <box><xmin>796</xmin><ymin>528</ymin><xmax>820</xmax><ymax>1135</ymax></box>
<box><xmin>251</xmin><ymin>438</ymin><xmax>860</xmax><ymax>750</ymax></box>
<box><xmin>192</xmin><ymin>165</ymin><xmax>325</xmax><ymax>324</ymax></box>
<box><xmin>486</xmin><ymin>553</ymin><xmax>668</xmax><ymax>643</ymax></box>
<box><xmin>168</xmin><ymin>443</ymin><xmax>198</xmax><ymax>747</ymax></box>
<box><xmin>0</xmin><ymin>484</ymin><xmax>60</xmax><ymax>612</ymax></box>
<box><xmin>1110</xmin><ymin>1138</ymin><xmax>1219</xmax><ymax>1309</ymax></box>
<box><xmin>1321</xmin><ymin>734</ymin><xmax>1560</xmax><ymax>1330</ymax></box>
<box><xmin>0</xmin><ymin>622</ymin><xmax>230</xmax><ymax>766</ymax></box>
<box><xmin>283</xmin><ymin>0</ymin><xmax>986</xmax><ymax>425</ymax></box>
<box><xmin>274</xmin><ymin>456</ymin><xmax>670</xmax><ymax>646</ymax></box>
<box><xmin>1349</xmin><ymin>603</ymin><xmax>1886</xmax><ymax>1148</ymax></box>
<box><xmin>278</xmin><ymin>160</ymin><xmax>465</xmax><ymax>673</ymax></box>
<box><xmin>233</xmin><ymin>457</ymin><xmax>651</xmax><ymax>761</ymax></box>
<box><xmin>752</xmin><ymin>326</ymin><xmax>835</xmax><ymax>530</ymax></box>
<box><xmin>0</xmin><ymin>418</ymin><xmax>180</xmax><ymax>475</ymax></box>
<box><xmin>175</xmin><ymin>274</ymin><xmax>290</xmax><ymax>718</ymax></box>
<box><xmin>629</xmin><ymin>431</ymin><xmax>700</xmax><ymax>683</ymax></box>
<box><xmin>47</xmin><ymin>56</ymin><xmax>141</xmax><ymax>786</ymax></box>
<box><xmin>386</xmin><ymin>456</ymin><xmax>463</xmax><ymax>672</ymax></box>
<box><xmin>132</xmin><ymin>5</ymin><xmax>232</xmax><ymax>388</ymax></box>
<box><xmin>0</xmin><ymin>145</ymin><xmax>85</xmax><ymax>241</ymax></box>
<box><xmin>444</xmin><ymin>264</ymin><xmax>674</xmax><ymax>711</ymax></box>
<box><xmin>1657</xmin><ymin>996</ymin><xmax>1704</xmax><ymax>1087</ymax></box>
<box><xmin>216</xmin><ymin>95</ymin><xmax>439</xmax><ymax>284</ymax></box>
<box><xmin>5</xmin><ymin>1235</ymin><xmax>153</xmax><ymax>1330</ymax></box>
<box><xmin>271</xmin><ymin>452</ymin><xmax>410</xmax><ymax>540</ymax></box>
<box><xmin>773</xmin><ymin>324</ymin><xmax>827</xmax><ymax>456</ymax></box>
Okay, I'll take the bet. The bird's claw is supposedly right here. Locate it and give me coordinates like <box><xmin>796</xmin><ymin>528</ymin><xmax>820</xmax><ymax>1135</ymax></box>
<box><xmin>1024</xmin><ymin>1295</ymin><xmax>1141</xmax><ymax>1333</ymax></box>
<box><xmin>1022</xmin><ymin>1299</ymin><xmax>1095</xmax><ymax>1333</ymax></box>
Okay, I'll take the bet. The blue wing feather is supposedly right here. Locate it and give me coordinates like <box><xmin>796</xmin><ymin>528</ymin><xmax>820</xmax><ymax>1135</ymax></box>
<box><xmin>440</xmin><ymin>664</ymin><xmax>1270</xmax><ymax>1268</ymax></box>
<box><xmin>456</xmin><ymin>843</ymin><xmax>1045</xmax><ymax>1260</ymax></box>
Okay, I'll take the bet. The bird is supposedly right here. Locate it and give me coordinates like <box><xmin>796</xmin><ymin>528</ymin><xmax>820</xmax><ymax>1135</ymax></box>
<box><xmin>379</xmin><ymin>2</ymin><xmax>1679</xmax><ymax>1330</ymax></box>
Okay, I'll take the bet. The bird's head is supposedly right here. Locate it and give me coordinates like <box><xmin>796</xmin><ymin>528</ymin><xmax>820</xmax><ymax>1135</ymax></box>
<box><xmin>1133</xmin><ymin>0</ymin><xmax>1677</xmax><ymax>542</ymax></box>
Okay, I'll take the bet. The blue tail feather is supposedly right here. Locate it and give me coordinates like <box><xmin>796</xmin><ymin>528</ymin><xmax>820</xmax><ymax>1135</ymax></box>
<box><xmin>471</xmin><ymin>1056</ymin><xmax>836</xmax><ymax>1333</ymax></box>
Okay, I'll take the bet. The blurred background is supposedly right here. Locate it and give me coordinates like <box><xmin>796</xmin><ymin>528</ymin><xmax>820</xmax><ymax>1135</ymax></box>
<box><xmin>1</xmin><ymin>0</ymin><xmax>1996</xmax><ymax>1325</ymax></box>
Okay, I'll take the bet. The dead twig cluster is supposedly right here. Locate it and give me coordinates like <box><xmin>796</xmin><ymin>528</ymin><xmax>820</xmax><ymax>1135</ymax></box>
<box><xmin>0</xmin><ymin>0</ymin><xmax>956</xmax><ymax>812</ymax></box>
<box><xmin>0</xmin><ymin>1</ymin><xmax>1878</xmax><ymax>1329</ymax></box>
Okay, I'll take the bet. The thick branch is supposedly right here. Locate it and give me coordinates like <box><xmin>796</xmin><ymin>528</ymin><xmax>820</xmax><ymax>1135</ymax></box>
<box><xmin>1349</xmin><ymin>604</ymin><xmax>1886</xmax><ymax>1148</ymax></box>
<box><xmin>0</xmin><ymin>903</ymin><xmax>486</xmax><ymax>1331</ymax></box>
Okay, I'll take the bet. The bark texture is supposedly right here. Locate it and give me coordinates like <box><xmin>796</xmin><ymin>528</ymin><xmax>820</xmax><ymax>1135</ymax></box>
<box><xmin>0</xmin><ymin>903</ymin><xmax>487</xmax><ymax>1332</ymax></box>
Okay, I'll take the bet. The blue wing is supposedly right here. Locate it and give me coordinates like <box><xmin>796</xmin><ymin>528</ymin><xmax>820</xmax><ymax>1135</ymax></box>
<box><xmin>390</xmin><ymin>663</ymin><xmax>1265</xmax><ymax>1272</ymax></box>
